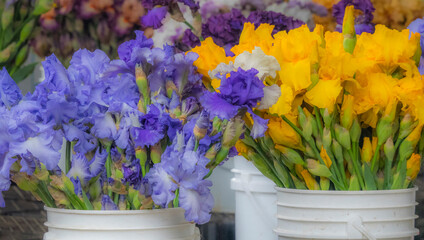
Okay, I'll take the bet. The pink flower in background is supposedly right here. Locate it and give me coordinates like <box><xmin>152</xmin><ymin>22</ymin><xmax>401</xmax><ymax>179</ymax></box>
<box><xmin>78</xmin><ymin>0</ymin><xmax>100</xmax><ymax>19</ymax></box>
<box><xmin>58</xmin><ymin>0</ymin><xmax>75</xmax><ymax>14</ymax></box>
<box><xmin>90</xmin><ymin>0</ymin><xmax>114</xmax><ymax>11</ymax></box>
<box><xmin>40</xmin><ymin>9</ymin><xmax>59</xmax><ymax>30</ymax></box>
<box><xmin>114</xmin><ymin>14</ymin><xmax>134</xmax><ymax>36</ymax></box>
<box><xmin>122</xmin><ymin>0</ymin><xmax>146</xmax><ymax>23</ymax></box>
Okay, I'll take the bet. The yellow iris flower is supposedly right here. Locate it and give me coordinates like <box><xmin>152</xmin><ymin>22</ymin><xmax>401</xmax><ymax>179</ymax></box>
<box><xmin>231</xmin><ymin>22</ymin><xmax>275</xmax><ymax>56</ymax></box>
<box><xmin>190</xmin><ymin>37</ymin><xmax>229</xmax><ymax>82</ymax></box>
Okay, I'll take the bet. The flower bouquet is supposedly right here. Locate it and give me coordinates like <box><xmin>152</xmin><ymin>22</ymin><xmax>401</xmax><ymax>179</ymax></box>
<box><xmin>190</xmin><ymin>5</ymin><xmax>423</xmax><ymax>239</ymax></box>
<box><xmin>0</xmin><ymin>26</ymin><xmax>240</xmax><ymax>238</ymax></box>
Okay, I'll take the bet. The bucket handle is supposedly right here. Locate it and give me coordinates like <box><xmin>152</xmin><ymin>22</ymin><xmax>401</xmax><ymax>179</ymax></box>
<box><xmin>348</xmin><ymin>215</ymin><xmax>377</xmax><ymax>240</ymax></box>
<box><xmin>240</xmin><ymin>172</ymin><xmax>275</xmax><ymax>228</ymax></box>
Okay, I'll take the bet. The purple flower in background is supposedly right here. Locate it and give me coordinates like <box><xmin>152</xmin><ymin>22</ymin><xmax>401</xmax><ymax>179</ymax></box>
<box><xmin>408</xmin><ymin>18</ymin><xmax>424</xmax><ymax>74</ymax></box>
<box><xmin>143</xmin><ymin>0</ymin><xmax>199</xmax><ymax>11</ymax></box>
<box><xmin>141</xmin><ymin>6</ymin><xmax>168</xmax><ymax>29</ymax></box>
<box><xmin>246</xmin><ymin>11</ymin><xmax>304</xmax><ymax>34</ymax></box>
<box><xmin>333</xmin><ymin>0</ymin><xmax>375</xmax><ymax>34</ymax></box>
<box><xmin>200</xmin><ymin>68</ymin><xmax>264</xmax><ymax>120</ymax></box>
<box><xmin>182</xmin><ymin>9</ymin><xmax>304</xmax><ymax>50</ymax></box>
<box><xmin>0</xmin><ymin>68</ymin><xmax>22</xmax><ymax>108</ymax></box>
<box><xmin>202</xmin><ymin>9</ymin><xmax>246</xmax><ymax>47</ymax></box>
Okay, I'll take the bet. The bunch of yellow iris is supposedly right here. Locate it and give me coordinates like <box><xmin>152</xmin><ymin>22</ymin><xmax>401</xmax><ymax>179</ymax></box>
<box><xmin>190</xmin><ymin>6</ymin><xmax>423</xmax><ymax>191</ymax></box>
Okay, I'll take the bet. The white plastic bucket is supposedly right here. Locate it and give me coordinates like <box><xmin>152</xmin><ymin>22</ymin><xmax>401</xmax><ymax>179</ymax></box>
<box><xmin>231</xmin><ymin>156</ymin><xmax>277</xmax><ymax>240</ymax></box>
<box><xmin>43</xmin><ymin>207</ymin><xmax>200</xmax><ymax>240</ymax></box>
<box><xmin>275</xmin><ymin>187</ymin><xmax>419</xmax><ymax>240</ymax></box>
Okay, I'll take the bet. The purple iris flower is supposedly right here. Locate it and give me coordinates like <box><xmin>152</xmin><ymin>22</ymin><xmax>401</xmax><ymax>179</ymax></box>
<box><xmin>117</xmin><ymin>31</ymin><xmax>154</xmax><ymax>68</ymax></box>
<box><xmin>250</xmin><ymin>110</ymin><xmax>269</xmax><ymax>139</ymax></box>
<box><xmin>141</xmin><ymin>6</ymin><xmax>168</xmax><ymax>29</ymax></box>
<box><xmin>408</xmin><ymin>18</ymin><xmax>424</xmax><ymax>74</ymax></box>
<box><xmin>246</xmin><ymin>11</ymin><xmax>304</xmax><ymax>34</ymax></box>
<box><xmin>89</xmin><ymin>148</ymin><xmax>107</xmax><ymax>177</ymax></box>
<box><xmin>67</xmin><ymin>153</ymin><xmax>92</xmax><ymax>184</ymax></box>
<box><xmin>122</xmin><ymin>160</ymin><xmax>142</xmax><ymax>187</ymax></box>
<box><xmin>130</xmin><ymin>104</ymin><xmax>181</xmax><ymax>147</ymax></box>
<box><xmin>200</xmin><ymin>68</ymin><xmax>264</xmax><ymax>120</ymax></box>
<box><xmin>332</xmin><ymin>0</ymin><xmax>375</xmax><ymax>34</ymax></box>
<box><xmin>63</xmin><ymin>124</ymin><xmax>97</xmax><ymax>154</ymax></box>
<box><xmin>146</xmin><ymin>132</ymin><xmax>214</xmax><ymax>224</ymax></box>
<box><xmin>181</xmin><ymin>9</ymin><xmax>304</xmax><ymax>50</ymax></box>
<box><xmin>101</xmin><ymin>195</ymin><xmax>118</xmax><ymax>210</ymax></box>
<box><xmin>0</xmin><ymin>68</ymin><xmax>22</xmax><ymax>108</ymax></box>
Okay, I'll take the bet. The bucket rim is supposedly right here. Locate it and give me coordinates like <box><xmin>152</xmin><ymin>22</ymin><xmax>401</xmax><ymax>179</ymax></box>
<box><xmin>44</xmin><ymin>222</ymin><xmax>194</xmax><ymax>231</ymax></box>
<box><xmin>44</xmin><ymin>206</ymin><xmax>185</xmax><ymax>215</ymax></box>
<box><xmin>276</xmin><ymin>201</ymin><xmax>418</xmax><ymax>209</ymax></box>
<box><xmin>273</xmin><ymin>228</ymin><xmax>419</xmax><ymax>239</ymax></box>
<box><xmin>275</xmin><ymin>186</ymin><xmax>418</xmax><ymax>195</ymax></box>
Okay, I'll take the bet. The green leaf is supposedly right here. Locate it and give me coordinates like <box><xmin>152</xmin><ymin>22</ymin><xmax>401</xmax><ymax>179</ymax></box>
<box><xmin>362</xmin><ymin>163</ymin><xmax>377</xmax><ymax>190</ymax></box>
<box><xmin>11</xmin><ymin>62</ymin><xmax>38</xmax><ymax>83</ymax></box>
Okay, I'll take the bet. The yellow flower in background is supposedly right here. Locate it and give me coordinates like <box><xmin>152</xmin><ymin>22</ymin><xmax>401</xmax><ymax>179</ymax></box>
<box><xmin>406</xmin><ymin>153</ymin><xmax>421</xmax><ymax>181</ymax></box>
<box><xmin>231</xmin><ymin>23</ymin><xmax>275</xmax><ymax>56</ymax></box>
<box><xmin>268</xmin><ymin>115</ymin><xmax>304</xmax><ymax>151</ymax></box>
<box><xmin>190</xmin><ymin>37</ymin><xmax>229</xmax><ymax>81</ymax></box>
<box><xmin>354</xmin><ymin>25</ymin><xmax>420</xmax><ymax>74</ymax></box>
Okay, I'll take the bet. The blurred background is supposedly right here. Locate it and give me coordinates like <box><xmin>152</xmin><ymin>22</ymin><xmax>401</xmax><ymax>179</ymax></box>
<box><xmin>1</xmin><ymin>0</ymin><xmax>424</xmax><ymax>239</ymax></box>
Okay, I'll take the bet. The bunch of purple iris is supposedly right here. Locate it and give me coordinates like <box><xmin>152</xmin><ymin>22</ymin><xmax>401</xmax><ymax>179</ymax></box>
<box><xmin>0</xmin><ymin>30</ymin><xmax>237</xmax><ymax>224</ymax></box>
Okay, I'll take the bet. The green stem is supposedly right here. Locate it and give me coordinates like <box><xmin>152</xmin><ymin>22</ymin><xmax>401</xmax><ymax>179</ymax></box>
<box><xmin>194</xmin><ymin>140</ymin><xmax>199</xmax><ymax>152</ymax></box>
<box><xmin>65</xmin><ymin>141</ymin><xmax>71</xmax><ymax>174</ymax></box>
<box><xmin>4</xmin><ymin>15</ymin><xmax>36</xmax><ymax>47</ymax></box>
<box><xmin>314</xmin><ymin>107</ymin><xmax>323</xmax><ymax>135</ymax></box>
<box><xmin>105</xmin><ymin>144</ymin><xmax>113</xmax><ymax>198</ymax></box>
<box><xmin>184</xmin><ymin>20</ymin><xmax>204</xmax><ymax>41</ymax></box>
<box><xmin>348</xmin><ymin>148</ymin><xmax>365</xmax><ymax>189</ymax></box>
<box><xmin>36</xmin><ymin>182</ymin><xmax>56</xmax><ymax>208</ymax></box>
<box><xmin>370</xmin><ymin>143</ymin><xmax>382</xmax><ymax>172</ymax></box>
<box><xmin>173</xmin><ymin>188</ymin><xmax>180</xmax><ymax>208</ymax></box>
<box><xmin>282</xmin><ymin>115</ymin><xmax>345</xmax><ymax>190</ymax></box>
<box><xmin>114</xmin><ymin>193</ymin><xmax>119</xmax><ymax>206</ymax></box>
